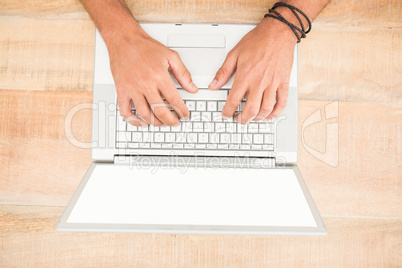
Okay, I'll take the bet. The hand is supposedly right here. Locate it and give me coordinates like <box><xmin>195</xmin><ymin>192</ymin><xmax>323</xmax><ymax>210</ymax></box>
<box><xmin>209</xmin><ymin>18</ymin><xmax>297</xmax><ymax>124</ymax></box>
<box><xmin>108</xmin><ymin>25</ymin><xmax>198</xmax><ymax>127</ymax></box>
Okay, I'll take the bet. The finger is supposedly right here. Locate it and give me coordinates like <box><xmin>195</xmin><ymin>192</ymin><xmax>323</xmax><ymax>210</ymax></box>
<box><xmin>168</xmin><ymin>51</ymin><xmax>198</xmax><ymax>93</ymax></box>
<box><xmin>234</xmin><ymin>87</ymin><xmax>264</xmax><ymax>124</ymax></box>
<box><xmin>265</xmin><ymin>83</ymin><xmax>289</xmax><ymax>120</ymax></box>
<box><xmin>159</xmin><ymin>76</ymin><xmax>189</xmax><ymax>120</ymax></box>
<box><xmin>117</xmin><ymin>94</ymin><xmax>147</xmax><ymax>127</ymax></box>
<box><xmin>131</xmin><ymin>92</ymin><xmax>164</xmax><ymax>127</ymax></box>
<box><xmin>221</xmin><ymin>75</ymin><xmax>248</xmax><ymax>119</ymax></box>
<box><xmin>253</xmin><ymin>83</ymin><xmax>278</xmax><ymax>121</ymax></box>
<box><xmin>209</xmin><ymin>51</ymin><xmax>237</xmax><ymax>90</ymax></box>
<box><xmin>145</xmin><ymin>91</ymin><xmax>180</xmax><ymax>126</ymax></box>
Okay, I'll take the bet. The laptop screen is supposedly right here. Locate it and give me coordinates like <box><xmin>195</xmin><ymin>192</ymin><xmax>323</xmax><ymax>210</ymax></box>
<box><xmin>66</xmin><ymin>164</ymin><xmax>317</xmax><ymax>228</ymax></box>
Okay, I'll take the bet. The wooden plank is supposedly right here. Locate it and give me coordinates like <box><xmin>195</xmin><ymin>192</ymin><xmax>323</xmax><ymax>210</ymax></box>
<box><xmin>0</xmin><ymin>0</ymin><xmax>400</xmax><ymax>27</ymax></box>
<box><xmin>0</xmin><ymin>205</ymin><xmax>401</xmax><ymax>267</ymax></box>
<box><xmin>1</xmin><ymin>17</ymin><xmax>401</xmax><ymax>103</ymax></box>
<box><xmin>0</xmin><ymin>90</ymin><xmax>401</xmax><ymax>219</ymax></box>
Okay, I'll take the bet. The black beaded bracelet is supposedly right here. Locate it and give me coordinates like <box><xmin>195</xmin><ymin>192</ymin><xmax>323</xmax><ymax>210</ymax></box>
<box><xmin>264</xmin><ymin>2</ymin><xmax>312</xmax><ymax>43</ymax></box>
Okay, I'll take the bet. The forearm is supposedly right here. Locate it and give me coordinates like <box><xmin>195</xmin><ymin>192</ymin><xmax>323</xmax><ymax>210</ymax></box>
<box><xmin>80</xmin><ymin>0</ymin><xmax>143</xmax><ymax>47</ymax></box>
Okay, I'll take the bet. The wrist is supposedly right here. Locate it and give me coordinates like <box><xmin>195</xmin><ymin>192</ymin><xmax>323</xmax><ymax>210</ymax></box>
<box><xmin>101</xmin><ymin>18</ymin><xmax>147</xmax><ymax>50</ymax></box>
<box><xmin>258</xmin><ymin>15</ymin><xmax>298</xmax><ymax>45</ymax></box>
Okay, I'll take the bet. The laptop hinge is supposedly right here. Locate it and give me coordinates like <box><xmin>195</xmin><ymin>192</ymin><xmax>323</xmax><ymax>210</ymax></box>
<box><xmin>113</xmin><ymin>155</ymin><xmax>276</xmax><ymax>169</ymax></box>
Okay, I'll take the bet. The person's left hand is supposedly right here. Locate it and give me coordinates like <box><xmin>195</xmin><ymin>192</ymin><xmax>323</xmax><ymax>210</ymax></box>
<box><xmin>208</xmin><ymin>18</ymin><xmax>297</xmax><ymax>124</ymax></box>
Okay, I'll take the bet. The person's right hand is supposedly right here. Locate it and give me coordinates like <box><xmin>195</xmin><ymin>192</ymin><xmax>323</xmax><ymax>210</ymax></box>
<box><xmin>108</xmin><ymin>24</ymin><xmax>198</xmax><ymax>127</ymax></box>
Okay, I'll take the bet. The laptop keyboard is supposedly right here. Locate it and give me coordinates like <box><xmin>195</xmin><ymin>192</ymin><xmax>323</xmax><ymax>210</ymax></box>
<box><xmin>116</xmin><ymin>99</ymin><xmax>275</xmax><ymax>152</ymax></box>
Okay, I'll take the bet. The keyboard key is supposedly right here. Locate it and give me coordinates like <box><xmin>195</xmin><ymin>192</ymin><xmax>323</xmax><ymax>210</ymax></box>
<box><xmin>186</xmin><ymin>101</ymin><xmax>196</xmax><ymax>111</ymax></box>
<box><xmin>259</xmin><ymin>123</ymin><xmax>273</xmax><ymax>133</ymax></box>
<box><xmin>253</xmin><ymin>134</ymin><xmax>263</xmax><ymax>144</ymax></box>
<box><xmin>264</xmin><ymin>134</ymin><xmax>274</xmax><ymax>144</ymax></box>
<box><xmin>204</xmin><ymin>122</ymin><xmax>214</xmax><ymax>132</ymax></box>
<box><xmin>201</xmin><ymin>112</ymin><xmax>212</xmax><ymax>122</ymax></box>
<box><xmin>248</xmin><ymin>123</ymin><xmax>259</xmax><ymax>133</ymax></box>
<box><xmin>162</xmin><ymin>143</ymin><xmax>173</xmax><ymax>148</ymax></box>
<box><xmin>184</xmin><ymin>143</ymin><xmax>195</xmax><ymax>149</ymax></box>
<box><xmin>242</xmin><ymin>134</ymin><xmax>253</xmax><ymax>144</ymax></box>
<box><xmin>151</xmin><ymin>143</ymin><xmax>162</xmax><ymax>148</ymax></box>
<box><xmin>207</xmin><ymin>101</ymin><xmax>217</xmax><ymax>111</ymax></box>
<box><xmin>231</xmin><ymin>134</ymin><xmax>241</xmax><ymax>144</ymax></box>
<box><xmin>148</xmin><ymin>125</ymin><xmax>159</xmax><ymax>132</ymax></box>
<box><xmin>116</xmin><ymin>142</ymin><xmax>127</xmax><ymax>148</ymax></box>
<box><xmin>176</xmin><ymin>133</ymin><xmax>186</xmax><ymax>143</ymax></box>
<box><xmin>139</xmin><ymin>143</ymin><xmax>150</xmax><ymax>148</ymax></box>
<box><xmin>226</xmin><ymin>123</ymin><xmax>236</xmax><ymax>133</ymax></box>
<box><xmin>220</xmin><ymin>133</ymin><xmax>230</xmax><ymax>144</ymax></box>
<box><xmin>173</xmin><ymin>144</ymin><xmax>184</xmax><ymax>149</ymax></box>
<box><xmin>207</xmin><ymin>144</ymin><xmax>217</xmax><ymax>149</ymax></box>
<box><xmin>128</xmin><ymin>143</ymin><xmax>139</xmax><ymax>148</ymax></box>
<box><xmin>193</xmin><ymin>122</ymin><xmax>203</xmax><ymax>132</ymax></box>
<box><xmin>191</xmin><ymin>111</ymin><xmax>201</xmax><ymax>121</ymax></box>
<box><xmin>212</xmin><ymin>112</ymin><xmax>223</xmax><ymax>122</ymax></box>
<box><xmin>262</xmin><ymin>144</ymin><xmax>274</xmax><ymax>151</ymax></box>
<box><xmin>117</xmin><ymin>116</ymin><xmax>126</xmax><ymax>131</ymax></box>
<box><xmin>182</xmin><ymin>122</ymin><xmax>193</xmax><ymax>132</ymax></box>
<box><xmin>198</xmin><ymin>133</ymin><xmax>209</xmax><ymax>143</ymax></box>
<box><xmin>251</xmin><ymin>144</ymin><xmax>262</xmax><ymax>150</ymax></box>
<box><xmin>170</xmin><ymin>124</ymin><xmax>181</xmax><ymax>132</ymax></box>
<box><xmin>127</xmin><ymin>123</ymin><xmax>137</xmax><ymax>132</ymax></box>
<box><xmin>209</xmin><ymin>133</ymin><xmax>220</xmax><ymax>144</ymax></box>
<box><xmin>137</xmin><ymin>125</ymin><xmax>148</xmax><ymax>131</ymax></box>
<box><xmin>154</xmin><ymin>133</ymin><xmax>164</xmax><ymax>142</ymax></box>
<box><xmin>218</xmin><ymin>144</ymin><xmax>229</xmax><ymax>149</ymax></box>
<box><xmin>240</xmin><ymin>144</ymin><xmax>251</xmax><ymax>150</ymax></box>
<box><xmin>142</xmin><ymin>132</ymin><xmax>153</xmax><ymax>143</ymax></box>
<box><xmin>132</xmin><ymin>132</ymin><xmax>142</xmax><ymax>142</ymax></box>
<box><xmin>229</xmin><ymin>144</ymin><xmax>240</xmax><ymax>150</ymax></box>
<box><xmin>196</xmin><ymin>101</ymin><xmax>207</xmax><ymax>111</ymax></box>
<box><xmin>187</xmin><ymin>133</ymin><xmax>197</xmax><ymax>143</ymax></box>
<box><xmin>165</xmin><ymin>133</ymin><xmax>175</xmax><ymax>142</ymax></box>
<box><xmin>195</xmin><ymin>144</ymin><xmax>206</xmax><ymax>149</ymax></box>
<box><xmin>159</xmin><ymin>126</ymin><xmax>170</xmax><ymax>132</ymax></box>
<box><xmin>218</xmin><ymin>101</ymin><xmax>225</xmax><ymax>111</ymax></box>
<box><xmin>117</xmin><ymin>132</ymin><xmax>131</xmax><ymax>142</ymax></box>
<box><xmin>215</xmin><ymin>122</ymin><xmax>226</xmax><ymax>132</ymax></box>
<box><xmin>237</xmin><ymin>124</ymin><xmax>247</xmax><ymax>133</ymax></box>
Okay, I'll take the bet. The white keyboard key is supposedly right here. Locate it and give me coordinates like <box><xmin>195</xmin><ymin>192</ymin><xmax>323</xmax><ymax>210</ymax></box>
<box><xmin>207</xmin><ymin>101</ymin><xmax>217</xmax><ymax>111</ymax></box>
<box><xmin>148</xmin><ymin>125</ymin><xmax>159</xmax><ymax>132</ymax></box>
<box><xmin>240</xmin><ymin>144</ymin><xmax>251</xmax><ymax>150</ymax></box>
<box><xmin>151</xmin><ymin>143</ymin><xmax>162</xmax><ymax>148</ymax></box>
<box><xmin>262</xmin><ymin>144</ymin><xmax>274</xmax><ymax>151</ymax></box>
<box><xmin>165</xmin><ymin>133</ymin><xmax>175</xmax><ymax>142</ymax></box>
<box><xmin>170</xmin><ymin>124</ymin><xmax>181</xmax><ymax>132</ymax></box>
<box><xmin>248</xmin><ymin>123</ymin><xmax>259</xmax><ymax>133</ymax></box>
<box><xmin>229</xmin><ymin>144</ymin><xmax>240</xmax><ymax>150</ymax></box>
<box><xmin>195</xmin><ymin>144</ymin><xmax>206</xmax><ymax>149</ymax></box>
<box><xmin>116</xmin><ymin>142</ymin><xmax>127</xmax><ymax>148</ymax></box>
<box><xmin>253</xmin><ymin>134</ymin><xmax>263</xmax><ymax>144</ymax></box>
<box><xmin>193</xmin><ymin>122</ymin><xmax>203</xmax><ymax>132</ymax></box>
<box><xmin>207</xmin><ymin>144</ymin><xmax>217</xmax><ymax>149</ymax></box>
<box><xmin>117</xmin><ymin>116</ymin><xmax>127</xmax><ymax>131</ymax></box>
<box><xmin>215</xmin><ymin>122</ymin><xmax>226</xmax><ymax>132</ymax></box>
<box><xmin>117</xmin><ymin>132</ymin><xmax>131</xmax><ymax>142</ymax></box>
<box><xmin>209</xmin><ymin>133</ymin><xmax>220</xmax><ymax>144</ymax></box>
<box><xmin>212</xmin><ymin>112</ymin><xmax>222</xmax><ymax>122</ymax></box>
<box><xmin>154</xmin><ymin>133</ymin><xmax>164</xmax><ymax>142</ymax></box>
<box><xmin>162</xmin><ymin>143</ymin><xmax>173</xmax><ymax>148</ymax></box>
<box><xmin>251</xmin><ymin>144</ymin><xmax>262</xmax><ymax>150</ymax></box>
<box><xmin>204</xmin><ymin>122</ymin><xmax>214</xmax><ymax>132</ymax></box>
<box><xmin>176</xmin><ymin>133</ymin><xmax>186</xmax><ymax>143</ymax></box>
<box><xmin>159</xmin><ymin>126</ymin><xmax>170</xmax><ymax>132</ymax></box>
<box><xmin>198</xmin><ymin>133</ymin><xmax>209</xmax><ymax>143</ymax></box>
<box><xmin>226</xmin><ymin>123</ymin><xmax>236</xmax><ymax>133</ymax></box>
<box><xmin>196</xmin><ymin>101</ymin><xmax>207</xmax><ymax>111</ymax></box>
<box><xmin>142</xmin><ymin>132</ymin><xmax>153</xmax><ymax>142</ymax></box>
<box><xmin>259</xmin><ymin>123</ymin><xmax>273</xmax><ymax>133</ymax></box>
<box><xmin>218</xmin><ymin>144</ymin><xmax>229</xmax><ymax>149</ymax></box>
<box><xmin>184</xmin><ymin>143</ymin><xmax>195</xmax><ymax>149</ymax></box>
<box><xmin>220</xmin><ymin>133</ymin><xmax>230</xmax><ymax>144</ymax></box>
<box><xmin>218</xmin><ymin>101</ymin><xmax>225</xmax><ymax>111</ymax></box>
<box><xmin>182</xmin><ymin>122</ymin><xmax>193</xmax><ymax>132</ymax></box>
<box><xmin>264</xmin><ymin>134</ymin><xmax>274</xmax><ymax>144</ymax></box>
<box><xmin>201</xmin><ymin>112</ymin><xmax>212</xmax><ymax>122</ymax></box>
<box><xmin>132</xmin><ymin>132</ymin><xmax>142</xmax><ymax>142</ymax></box>
<box><xmin>137</xmin><ymin>125</ymin><xmax>148</xmax><ymax>131</ymax></box>
<box><xmin>242</xmin><ymin>134</ymin><xmax>253</xmax><ymax>144</ymax></box>
<box><xmin>187</xmin><ymin>133</ymin><xmax>197</xmax><ymax>143</ymax></box>
<box><xmin>173</xmin><ymin>143</ymin><xmax>184</xmax><ymax>149</ymax></box>
<box><xmin>237</xmin><ymin>124</ymin><xmax>248</xmax><ymax>133</ymax></box>
<box><xmin>191</xmin><ymin>111</ymin><xmax>201</xmax><ymax>121</ymax></box>
<box><xmin>186</xmin><ymin>101</ymin><xmax>196</xmax><ymax>111</ymax></box>
<box><xmin>128</xmin><ymin>142</ymin><xmax>139</xmax><ymax>148</ymax></box>
<box><xmin>231</xmin><ymin>134</ymin><xmax>241</xmax><ymax>144</ymax></box>
<box><xmin>139</xmin><ymin>143</ymin><xmax>150</xmax><ymax>148</ymax></box>
<box><xmin>127</xmin><ymin>123</ymin><xmax>137</xmax><ymax>132</ymax></box>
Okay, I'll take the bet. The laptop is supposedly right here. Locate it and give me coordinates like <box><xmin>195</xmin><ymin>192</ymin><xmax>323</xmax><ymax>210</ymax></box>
<box><xmin>56</xmin><ymin>23</ymin><xmax>327</xmax><ymax>235</ymax></box>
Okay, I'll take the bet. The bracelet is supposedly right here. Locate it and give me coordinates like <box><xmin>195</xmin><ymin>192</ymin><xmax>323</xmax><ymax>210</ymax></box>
<box><xmin>264</xmin><ymin>2</ymin><xmax>312</xmax><ymax>43</ymax></box>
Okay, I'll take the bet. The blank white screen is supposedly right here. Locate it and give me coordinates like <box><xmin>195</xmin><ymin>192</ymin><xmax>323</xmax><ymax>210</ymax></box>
<box><xmin>67</xmin><ymin>165</ymin><xmax>317</xmax><ymax>227</ymax></box>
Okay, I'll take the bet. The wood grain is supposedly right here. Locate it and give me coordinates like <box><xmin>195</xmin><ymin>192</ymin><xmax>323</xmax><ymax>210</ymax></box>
<box><xmin>1</xmin><ymin>90</ymin><xmax>401</xmax><ymax>219</ymax></box>
<box><xmin>0</xmin><ymin>0</ymin><xmax>400</xmax><ymax>27</ymax></box>
<box><xmin>0</xmin><ymin>205</ymin><xmax>401</xmax><ymax>267</ymax></box>
<box><xmin>1</xmin><ymin>16</ymin><xmax>401</xmax><ymax>103</ymax></box>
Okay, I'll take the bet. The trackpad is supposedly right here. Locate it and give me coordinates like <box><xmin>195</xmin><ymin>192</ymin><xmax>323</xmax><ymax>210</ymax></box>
<box><xmin>171</xmin><ymin>48</ymin><xmax>226</xmax><ymax>76</ymax></box>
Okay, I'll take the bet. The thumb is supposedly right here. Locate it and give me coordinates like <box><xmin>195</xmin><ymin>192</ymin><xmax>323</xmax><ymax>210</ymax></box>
<box><xmin>209</xmin><ymin>52</ymin><xmax>237</xmax><ymax>90</ymax></box>
<box><xmin>169</xmin><ymin>51</ymin><xmax>198</xmax><ymax>93</ymax></box>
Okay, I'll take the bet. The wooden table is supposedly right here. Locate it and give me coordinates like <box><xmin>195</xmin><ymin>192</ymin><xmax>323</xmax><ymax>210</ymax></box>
<box><xmin>0</xmin><ymin>0</ymin><xmax>401</xmax><ymax>266</ymax></box>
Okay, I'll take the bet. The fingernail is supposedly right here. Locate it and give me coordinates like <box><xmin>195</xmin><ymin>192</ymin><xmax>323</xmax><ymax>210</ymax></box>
<box><xmin>222</xmin><ymin>115</ymin><xmax>231</xmax><ymax>120</ymax></box>
<box><xmin>208</xmin><ymin>79</ymin><xmax>217</xmax><ymax>89</ymax></box>
<box><xmin>191</xmin><ymin>82</ymin><xmax>198</xmax><ymax>92</ymax></box>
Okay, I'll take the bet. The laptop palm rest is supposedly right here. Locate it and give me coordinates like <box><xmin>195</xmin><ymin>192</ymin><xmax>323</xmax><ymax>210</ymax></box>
<box><xmin>57</xmin><ymin>162</ymin><xmax>326</xmax><ymax>235</ymax></box>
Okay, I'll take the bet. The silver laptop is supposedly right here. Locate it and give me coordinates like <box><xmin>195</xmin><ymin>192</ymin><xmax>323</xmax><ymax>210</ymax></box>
<box><xmin>56</xmin><ymin>23</ymin><xmax>327</xmax><ymax>235</ymax></box>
